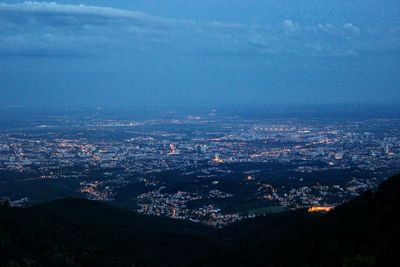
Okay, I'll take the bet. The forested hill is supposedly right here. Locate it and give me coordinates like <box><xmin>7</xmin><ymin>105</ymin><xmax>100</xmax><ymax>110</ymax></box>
<box><xmin>211</xmin><ymin>173</ymin><xmax>400</xmax><ymax>266</ymax></box>
<box><xmin>0</xmin><ymin>198</ymin><xmax>219</xmax><ymax>267</ymax></box>
<box><xmin>1</xmin><ymin>173</ymin><xmax>399</xmax><ymax>267</ymax></box>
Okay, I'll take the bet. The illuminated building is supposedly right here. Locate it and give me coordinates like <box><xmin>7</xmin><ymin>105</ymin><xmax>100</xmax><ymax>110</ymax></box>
<box><xmin>308</xmin><ymin>206</ymin><xmax>334</xmax><ymax>213</ymax></box>
<box><xmin>213</xmin><ymin>154</ymin><xmax>224</xmax><ymax>163</ymax></box>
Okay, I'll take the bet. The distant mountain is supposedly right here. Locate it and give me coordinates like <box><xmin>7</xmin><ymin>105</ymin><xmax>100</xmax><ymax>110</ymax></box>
<box><xmin>1</xmin><ymin>174</ymin><xmax>399</xmax><ymax>267</ymax></box>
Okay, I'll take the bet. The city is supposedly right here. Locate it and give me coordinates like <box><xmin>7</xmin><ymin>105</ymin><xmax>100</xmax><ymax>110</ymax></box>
<box><xmin>1</xmin><ymin>111</ymin><xmax>399</xmax><ymax>226</ymax></box>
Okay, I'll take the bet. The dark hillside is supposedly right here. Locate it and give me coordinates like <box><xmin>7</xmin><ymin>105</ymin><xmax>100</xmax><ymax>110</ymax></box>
<box><xmin>1</xmin><ymin>174</ymin><xmax>399</xmax><ymax>267</ymax></box>
<box><xmin>0</xmin><ymin>198</ymin><xmax>218</xmax><ymax>267</ymax></box>
<box><xmin>211</xmin><ymin>173</ymin><xmax>400</xmax><ymax>267</ymax></box>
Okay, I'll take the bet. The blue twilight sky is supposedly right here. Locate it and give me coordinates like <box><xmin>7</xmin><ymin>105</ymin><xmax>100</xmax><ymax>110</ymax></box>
<box><xmin>0</xmin><ymin>0</ymin><xmax>399</xmax><ymax>109</ymax></box>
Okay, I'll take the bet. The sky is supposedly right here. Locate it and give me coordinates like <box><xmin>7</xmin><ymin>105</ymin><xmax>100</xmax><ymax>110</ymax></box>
<box><xmin>0</xmin><ymin>0</ymin><xmax>399</xmax><ymax>109</ymax></box>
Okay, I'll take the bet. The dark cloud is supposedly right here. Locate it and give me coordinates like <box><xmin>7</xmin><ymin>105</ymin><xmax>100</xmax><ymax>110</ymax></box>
<box><xmin>0</xmin><ymin>48</ymin><xmax>87</xmax><ymax>58</ymax></box>
<box><xmin>0</xmin><ymin>1</ymin><xmax>398</xmax><ymax>59</ymax></box>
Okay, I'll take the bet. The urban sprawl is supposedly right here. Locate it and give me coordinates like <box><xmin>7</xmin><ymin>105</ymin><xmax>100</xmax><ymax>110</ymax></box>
<box><xmin>1</xmin><ymin>113</ymin><xmax>399</xmax><ymax>226</ymax></box>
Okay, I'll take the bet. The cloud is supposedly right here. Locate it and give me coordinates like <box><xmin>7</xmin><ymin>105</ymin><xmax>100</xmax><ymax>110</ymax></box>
<box><xmin>283</xmin><ymin>20</ymin><xmax>300</xmax><ymax>32</ymax></box>
<box><xmin>0</xmin><ymin>1</ymin><xmax>246</xmax><ymax>33</ymax></box>
<box><xmin>343</xmin><ymin>23</ymin><xmax>360</xmax><ymax>34</ymax></box>
<box><xmin>317</xmin><ymin>23</ymin><xmax>336</xmax><ymax>33</ymax></box>
<box><xmin>0</xmin><ymin>1</ymin><xmax>176</xmax><ymax>32</ymax></box>
<box><xmin>0</xmin><ymin>2</ymin><xmax>397</xmax><ymax>59</ymax></box>
<box><xmin>0</xmin><ymin>48</ymin><xmax>86</xmax><ymax>58</ymax></box>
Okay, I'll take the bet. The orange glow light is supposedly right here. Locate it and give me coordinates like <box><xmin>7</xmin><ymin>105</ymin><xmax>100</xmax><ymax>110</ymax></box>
<box><xmin>308</xmin><ymin>206</ymin><xmax>334</xmax><ymax>213</ymax></box>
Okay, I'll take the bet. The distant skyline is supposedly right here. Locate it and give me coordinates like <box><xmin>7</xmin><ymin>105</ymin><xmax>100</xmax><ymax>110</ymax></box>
<box><xmin>0</xmin><ymin>0</ymin><xmax>399</xmax><ymax>108</ymax></box>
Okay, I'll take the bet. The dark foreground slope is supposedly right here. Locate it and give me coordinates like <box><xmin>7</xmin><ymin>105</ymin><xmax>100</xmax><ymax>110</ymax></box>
<box><xmin>1</xmin><ymin>173</ymin><xmax>399</xmax><ymax>267</ymax></box>
<box><xmin>0</xmin><ymin>198</ymin><xmax>219</xmax><ymax>267</ymax></box>
<box><xmin>214</xmin><ymin>173</ymin><xmax>400</xmax><ymax>267</ymax></box>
